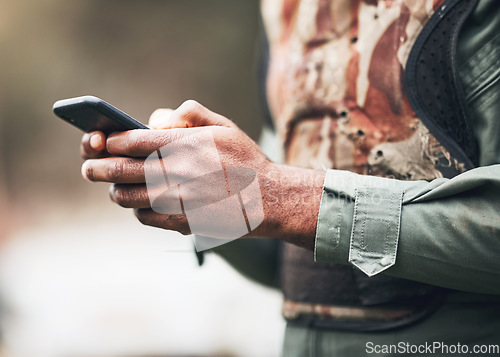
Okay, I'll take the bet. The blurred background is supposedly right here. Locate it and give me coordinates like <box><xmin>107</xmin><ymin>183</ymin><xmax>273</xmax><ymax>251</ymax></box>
<box><xmin>0</xmin><ymin>1</ymin><xmax>284</xmax><ymax>356</ymax></box>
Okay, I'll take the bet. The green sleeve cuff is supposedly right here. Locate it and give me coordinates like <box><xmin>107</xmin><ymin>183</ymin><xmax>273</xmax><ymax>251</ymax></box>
<box><xmin>314</xmin><ymin>165</ymin><xmax>500</xmax><ymax>292</ymax></box>
<box><xmin>314</xmin><ymin>170</ymin><xmax>407</xmax><ymax>276</ymax></box>
<box><xmin>314</xmin><ymin>170</ymin><xmax>356</xmax><ymax>264</ymax></box>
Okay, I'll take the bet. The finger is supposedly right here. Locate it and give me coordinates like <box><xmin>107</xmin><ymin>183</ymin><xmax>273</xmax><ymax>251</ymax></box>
<box><xmin>106</xmin><ymin>128</ymin><xmax>204</xmax><ymax>157</ymax></box>
<box><xmin>109</xmin><ymin>184</ymin><xmax>151</xmax><ymax>208</ymax></box>
<box><xmin>82</xmin><ymin>157</ymin><xmax>146</xmax><ymax>183</ymax></box>
<box><xmin>134</xmin><ymin>208</ymin><xmax>191</xmax><ymax>235</ymax></box>
<box><xmin>81</xmin><ymin>131</ymin><xmax>108</xmax><ymax>159</ymax></box>
<box><xmin>107</xmin><ymin>101</ymin><xmax>236</xmax><ymax>156</ymax></box>
<box><xmin>148</xmin><ymin>108</ymin><xmax>175</xmax><ymax>129</ymax></box>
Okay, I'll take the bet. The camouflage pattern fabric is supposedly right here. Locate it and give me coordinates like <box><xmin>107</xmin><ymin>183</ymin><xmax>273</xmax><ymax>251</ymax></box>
<box><xmin>261</xmin><ymin>0</ymin><xmax>468</xmax><ymax>323</ymax></box>
<box><xmin>262</xmin><ymin>0</ymin><xmax>466</xmax><ymax>180</ymax></box>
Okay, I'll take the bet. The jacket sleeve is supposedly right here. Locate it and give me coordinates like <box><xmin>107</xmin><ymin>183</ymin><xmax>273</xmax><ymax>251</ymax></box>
<box><xmin>211</xmin><ymin>238</ymin><xmax>280</xmax><ymax>288</ymax></box>
<box><xmin>315</xmin><ymin>0</ymin><xmax>500</xmax><ymax>295</ymax></box>
<box><xmin>314</xmin><ymin>165</ymin><xmax>500</xmax><ymax>294</ymax></box>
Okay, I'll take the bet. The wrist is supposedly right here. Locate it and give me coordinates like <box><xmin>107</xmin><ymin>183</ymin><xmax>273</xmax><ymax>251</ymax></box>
<box><xmin>256</xmin><ymin>163</ymin><xmax>326</xmax><ymax>250</ymax></box>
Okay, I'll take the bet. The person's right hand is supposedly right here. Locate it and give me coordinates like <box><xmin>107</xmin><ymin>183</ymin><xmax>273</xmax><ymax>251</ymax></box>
<box><xmin>80</xmin><ymin>131</ymin><xmax>108</xmax><ymax>159</ymax></box>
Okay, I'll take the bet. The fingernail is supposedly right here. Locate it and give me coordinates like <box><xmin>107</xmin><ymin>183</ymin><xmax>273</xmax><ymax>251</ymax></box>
<box><xmin>90</xmin><ymin>133</ymin><xmax>104</xmax><ymax>150</ymax></box>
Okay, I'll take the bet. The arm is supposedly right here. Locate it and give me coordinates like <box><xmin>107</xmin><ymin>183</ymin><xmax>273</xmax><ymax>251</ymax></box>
<box><xmin>80</xmin><ymin>101</ymin><xmax>499</xmax><ymax>296</ymax></box>
<box><xmin>80</xmin><ymin>100</ymin><xmax>323</xmax><ymax>249</ymax></box>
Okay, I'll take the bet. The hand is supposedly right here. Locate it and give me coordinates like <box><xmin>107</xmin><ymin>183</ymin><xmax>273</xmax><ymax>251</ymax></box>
<box><xmin>81</xmin><ymin>100</ymin><xmax>324</xmax><ymax>249</ymax></box>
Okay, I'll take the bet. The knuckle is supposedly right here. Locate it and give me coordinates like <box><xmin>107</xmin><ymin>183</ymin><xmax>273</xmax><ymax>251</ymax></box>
<box><xmin>106</xmin><ymin>159</ymin><xmax>124</xmax><ymax>181</ymax></box>
<box><xmin>125</xmin><ymin>130</ymin><xmax>141</xmax><ymax>154</ymax></box>
<box><xmin>178</xmin><ymin>99</ymin><xmax>202</xmax><ymax>118</ymax></box>
<box><xmin>124</xmin><ymin>130</ymin><xmax>149</xmax><ymax>156</ymax></box>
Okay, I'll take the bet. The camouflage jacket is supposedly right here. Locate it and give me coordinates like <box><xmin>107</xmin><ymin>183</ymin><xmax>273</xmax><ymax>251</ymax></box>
<box><xmin>216</xmin><ymin>0</ymin><xmax>500</xmax><ymax>332</ymax></box>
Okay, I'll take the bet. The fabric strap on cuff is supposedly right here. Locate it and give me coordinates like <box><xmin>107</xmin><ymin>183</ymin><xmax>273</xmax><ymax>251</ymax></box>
<box><xmin>349</xmin><ymin>186</ymin><xmax>404</xmax><ymax>276</ymax></box>
<box><xmin>314</xmin><ymin>170</ymin><xmax>406</xmax><ymax>277</ymax></box>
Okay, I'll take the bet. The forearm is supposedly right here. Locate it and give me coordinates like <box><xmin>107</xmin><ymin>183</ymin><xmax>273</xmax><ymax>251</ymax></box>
<box><xmin>315</xmin><ymin>165</ymin><xmax>500</xmax><ymax>294</ymax></box>
<box><xmin>210</xmin><ymin>163</ymin><xmax>323</xmax><ymax>285</ymax></box>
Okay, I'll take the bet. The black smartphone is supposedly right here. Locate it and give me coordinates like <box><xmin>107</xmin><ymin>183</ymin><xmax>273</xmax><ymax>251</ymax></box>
<box><xmin>53</xmin><ymin>95</ymin><xmax>149</xmax><ymax>134</ymax></box>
